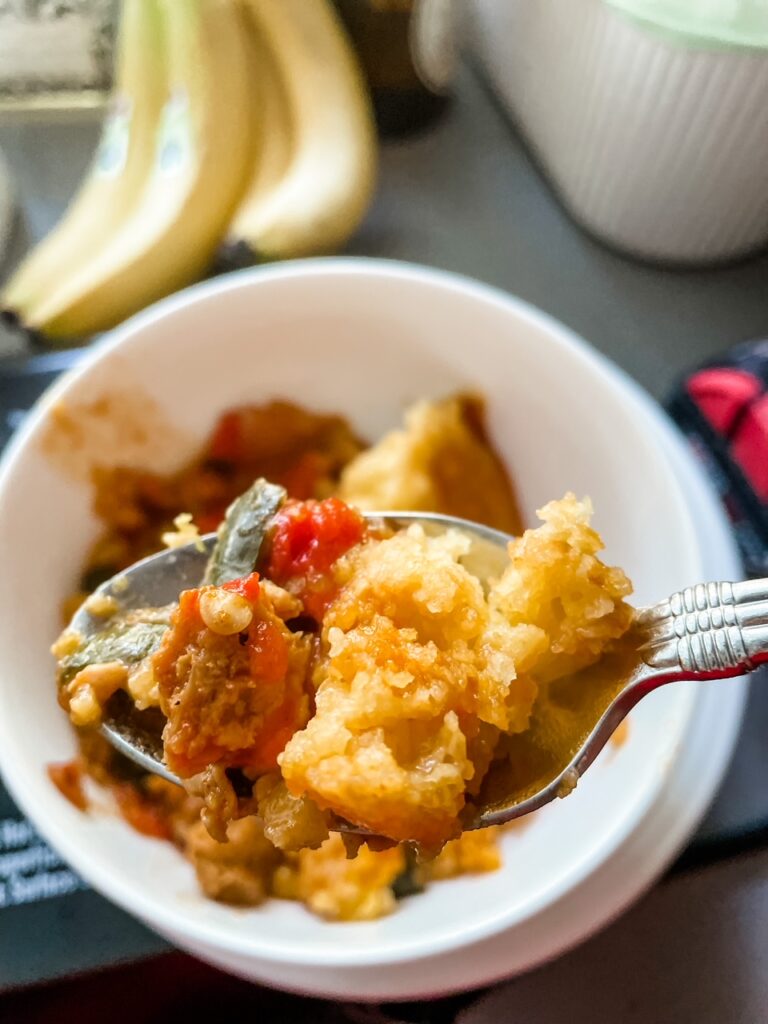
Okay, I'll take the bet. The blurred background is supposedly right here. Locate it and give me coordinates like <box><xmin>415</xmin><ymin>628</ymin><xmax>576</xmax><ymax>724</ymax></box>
<box><xmin>2</xmin><ymin>1</ymin><xmax>768</xmax><ymax>1020</ymax></box>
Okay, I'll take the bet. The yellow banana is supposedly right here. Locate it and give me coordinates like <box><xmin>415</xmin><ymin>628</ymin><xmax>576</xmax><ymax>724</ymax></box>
<box><xmin>240</xmin><ymin>15</ymin><xmax>295</xmax><ymax>213</ymax></box>
<box><xmin>222</xmin><ymin>0</ymin><xmax>377</xmax><ymax>263</ymax></box>
<box><xmin>26</xmin><ymin>0</ymin><xmax>255</xmax><ymax>342</ymax></box>
<box><xmin>218</xmin><ymin>7</ymin><xmax>295</xmax><ymax>268</ymax></box>
<box><xmin>1</xmin><ymin>0</ymin><xmax>167</xmax><ymax>319</ymax></box>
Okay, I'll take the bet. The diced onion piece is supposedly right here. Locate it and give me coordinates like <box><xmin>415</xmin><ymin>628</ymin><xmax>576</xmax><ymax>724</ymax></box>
<box><xmin>199</xmin><ymin>588</ymin><xmax>254</xmax><ymax>636</ymax></box>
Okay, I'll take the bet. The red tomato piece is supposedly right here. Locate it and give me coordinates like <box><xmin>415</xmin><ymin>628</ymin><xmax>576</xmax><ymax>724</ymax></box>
<box><xmin>247</xmin><ymin>615</ymin><xmax>290</xmax><ymax>687</ymax></box>
<box><xmin>111</xmin><ymin>783</ymin><xmax>173</xmax><ymax>840</ymax></box>
<box><xmin>195</xmin><ymin>507</ymin><xmax>228</xmax><ymax>534</ymax></box>
<box><xmin>267</xmin><ymin>498</ymin><xmax>365</xmax><ymax>618</ymax></box>
<box><xmin>221</xmin><ymin>572</ymin><xmax>261</xmax><ymax>603</ymax></box>
<box><xmin>47</xmin><ymin>760</ymin><xmax>87</xmax><ymax>812</ymax></box>
<box><xmin>207</xmin><ymin>410</ymin><xmax>243</xmax><ymax>462</ymax></box>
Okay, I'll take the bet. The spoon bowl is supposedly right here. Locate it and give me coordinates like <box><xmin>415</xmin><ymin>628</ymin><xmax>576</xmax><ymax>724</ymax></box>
<box><xmin>68</xmin><ymin>510</ymin><xmax>768</xmax><ymax>835</ymax></box>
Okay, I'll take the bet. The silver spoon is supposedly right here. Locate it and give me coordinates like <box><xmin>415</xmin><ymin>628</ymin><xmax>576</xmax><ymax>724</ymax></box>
<box><xmin>67</xmin><ymin>512</ymin><xmax>768</xmax><ymax>833</ymax></box>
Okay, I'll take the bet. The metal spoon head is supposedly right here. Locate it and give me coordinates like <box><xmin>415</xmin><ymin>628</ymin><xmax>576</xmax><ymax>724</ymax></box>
<box><xmin>69</xmin><ymin>511</ymin><xmax>636</xmax><ymax>835</ymax></box>
<box><xmin>467</xmin><ymin>633</ymin><xmax>646</xmax><ymax>829</ymax></box>
<box><xmin>69</xmin><ymin>537</ymin><xmax>214</xmax><ymax>788</ymax></box>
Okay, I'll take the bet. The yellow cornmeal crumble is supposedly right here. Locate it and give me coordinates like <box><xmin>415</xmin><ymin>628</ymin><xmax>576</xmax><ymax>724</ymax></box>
<box><xmin>54</xmin><ymin>397</ymin><xmax>633</xmax><ymax>922</ymax></box>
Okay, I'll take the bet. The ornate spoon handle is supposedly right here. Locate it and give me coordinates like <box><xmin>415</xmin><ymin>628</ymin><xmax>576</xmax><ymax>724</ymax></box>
<box><xmin>636</xmin><ymin>580</ymin><xmax>768</xmax><ymax>681</ymax></box>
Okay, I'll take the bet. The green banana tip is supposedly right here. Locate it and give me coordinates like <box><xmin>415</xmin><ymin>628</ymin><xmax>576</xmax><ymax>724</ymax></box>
<box><xmin>0</xmin><ymin>308</ymin><xmax>20</xmax><ymax>330</ymax></box>
<box><xmin>213</xmin><ymin>239</ymin><xmax>263</xmax><ymax>274</ymax></box>
<box><xmin>13</xmin><ymin>317</ymin><xmax>85</xmax><ymax>351</ymax></box>
<box><xmin>0</xmin><ymin>309</ymin><xmax>52</xmax><ymax>350</ymax></box>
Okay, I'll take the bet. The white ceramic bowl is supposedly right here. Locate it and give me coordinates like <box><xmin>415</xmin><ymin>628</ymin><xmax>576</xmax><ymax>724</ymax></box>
<box><xmin>0</xmin><ymin>259</ymin><xmax>746</xmax><ymax>1000</ymax></box>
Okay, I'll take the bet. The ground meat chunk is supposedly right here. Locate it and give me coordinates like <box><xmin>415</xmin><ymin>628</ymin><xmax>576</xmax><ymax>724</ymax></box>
<box><xmin>153</xmin><ymin>583</ymin><xmax>312</xmax><ymax>779</ymax></box>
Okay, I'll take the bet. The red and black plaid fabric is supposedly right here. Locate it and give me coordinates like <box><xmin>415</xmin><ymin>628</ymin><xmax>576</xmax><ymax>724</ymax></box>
<box><xmin>668</xmin><ymin>339</ymin><xmax>768</xmax><ymax>579</ymax></box>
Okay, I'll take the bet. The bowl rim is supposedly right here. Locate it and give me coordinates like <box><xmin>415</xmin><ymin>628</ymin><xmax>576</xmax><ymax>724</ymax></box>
<box><xmin>0</xmin><ymin>257</ymin><xmax>740</xmax><ymax>969</ymax></box>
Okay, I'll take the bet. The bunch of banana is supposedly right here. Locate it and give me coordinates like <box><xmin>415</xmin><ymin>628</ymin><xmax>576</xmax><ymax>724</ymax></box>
<box><xmin>220</xmin><ymin>0</ymin><xmax>377</xmax><ymax>267</ymax></box>
<box><xmin>1</xmin><ymin>0</ymin><xmax>377</xmax><ymax>344</ymax></box>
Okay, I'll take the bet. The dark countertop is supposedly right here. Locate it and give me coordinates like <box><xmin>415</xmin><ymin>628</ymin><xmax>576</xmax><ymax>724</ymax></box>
<box><xmin>1</xmin><ymin>64</ymin><xmax>768</xmax><ymax>1007</ymax></box>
